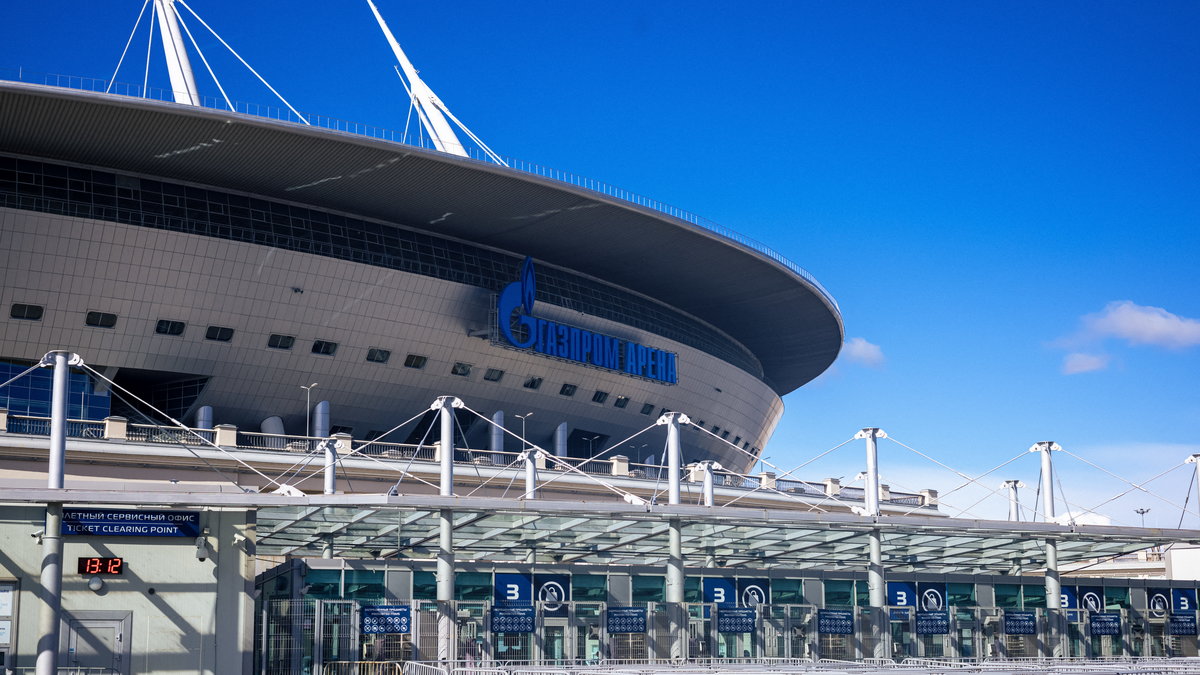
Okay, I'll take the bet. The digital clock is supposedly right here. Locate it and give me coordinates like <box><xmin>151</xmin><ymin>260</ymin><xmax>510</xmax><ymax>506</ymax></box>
<box><xmin>77</xmin><ymin>557</ymin><xmax>124</xmax><ymax>575</ymax></box>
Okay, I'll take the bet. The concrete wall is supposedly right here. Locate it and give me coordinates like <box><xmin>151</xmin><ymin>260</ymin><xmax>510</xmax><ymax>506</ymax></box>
<box><xmin>0</xmin><ymin>505</ymin><xmax>255</xmax><ymax>674</ymax></box>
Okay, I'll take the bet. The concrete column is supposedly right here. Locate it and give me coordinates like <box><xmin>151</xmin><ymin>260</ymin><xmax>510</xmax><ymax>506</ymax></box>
<box><xmin>823</xmin><ymin>477</ymin><xmax>841</xmax><ymax>496</ymax></box>
<box><xmin>312</xmin><ymin>400</ymin><xmax>330</xmax><ymax>439</ymax></box>
<box><xmin>1032</xmin><ymin>441</ymin><xmax>1063</xmax><ymax>657</ymax></box>
<box><xmin>0</xmin><ymin>407</ymin><xmax>8</xmax><ymax>432</ymax></box>
<box><xmin>323</xmin><ymin>438</ymin><xmax>337</xmax><ymax>495</ymax></box>
<box><xmin>758</xmin><ymin>471</ymin><xmax>777</xmax><ymax>490</ymax></box>
<box><xmin>490</xmin><ymin>410</ymin><xmax>505</xmax><ymax>464</ymax></box>
<box><xmin>666</xmin><ymin>518</ymin><xmax>684</xmax><ymax>661</ymax></box>
<box><xmin>554</xmin><ymin>422</ymin><xmax>568</xmax><ymax>458</ymax></box>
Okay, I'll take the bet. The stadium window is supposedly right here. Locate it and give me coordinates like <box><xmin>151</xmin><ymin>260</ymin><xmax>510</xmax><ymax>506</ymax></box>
<box><xmin>712</xmin><ymin>425</ymin><xmax>721</xmax><ymax>435</ymax></box>
<box><xmin>267</xmin><ymin>334</ymin><xmax>295</xmax><ymax>350</ymax></box>
<box><xmin>85</xmin><ymin>311</ymin><xmax>117</xmax><ymax>328</ymax></box>
<box><xmin>483</xmin><ymin>368</ymin><xmax>504</xmax><ymax>382</ymax></box>
<box><xmin>696</xmin><ymin>420</ymin><xmax>705</xmax><ymax>429</ymax></box>
<box><xmin>10</xmin><ymin>303</ymin><xmax>43</xmax><ymax>321</ymax></box>
<box><xmin>155</xmin><ymin>319</ymin><xmax>185</xmax><ymax>336</ymax></box>
<box><xmin>366</xmin><ymin>348</ymin><xmax>391</xmax><ymax>363</ymax></box>
<box><xmin>205</xmin><ymin>325</ymin><xmax>234</xmax><ymax>342</ymax></box>
<box><xmin>613</xmin><ymin>395</ymin><xmax>629</xmax><ymax>409</ymax></box>
<box><xmin>559</xmin><ymin>383</ymin><xmax>577</xmax><ymax>397</ymax></box>
<box><xmin>404</xmin><ymin>354</ymin><xmax>427</xmax><ymax>369</ymax></box>
<box><xmin>721</xmin><ymin>430</ymin><xmax>730</xmax><ymax>440</ymax></box>
<box><xmin>591</xmin><ymin>390</ymin><xmax>609</xmax><ymax>404</ymax></box>
<box><xmin>312</xmin><ymin>340</ymin><xmax>338</xmax><ymax>356</ymax></box>
<box><xmin>451</xmin><ymin>362</ymin><xmax>472</xmax><ymax>377</ymax></box>
<box><xmin>523</xmin><ymin>376</ymin><xmax>543</xmax><ymax>390</ymax></box>
<box><xmin>743</xmin><ymin>442</ymin><xmax>751</xmax><ymax>450</ymax></box>
<box><xmin>733</xmin><ymin>436</ymin><xmax>741</xmax><ymax>446</ymax></box>
<box><xmin>640</xmin><ymin>403</ymin><xmax>655</xmax><ymax>415</ymax></box>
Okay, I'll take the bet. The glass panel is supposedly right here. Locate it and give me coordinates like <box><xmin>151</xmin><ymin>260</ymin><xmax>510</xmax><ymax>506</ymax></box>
<box><xmin>948</xmin><ymin>582</ymin><xmax>976</xmax><ymax>607</ymax></box>
<box><xmin>772</xmin><ymin>578</ymin><xmax>804</xmax><ymax>604</ymax></box>
<box><xmin>994</xmin><ymin>584</ymin><xmax>1022</xmax><ymax>609</ymax></box>
<box><xmin>455</xmin><ymin>572</ymin><xmax>491</xmax><ymax>600</ymax></box>
<box><xmin>413</xmin><ymin>571</ymin><xmax>436</xmax><ymax>599</ymax></box>
<box><xmin>1023</xmin><ymin>585</ymin><xmax>1046</xmax><ymax>608</ymax></box>
<box><xmin>1105</xmin><ymin>587</ymin><xmax>1130</xmax><ymax>610</ymax></box>
<box><xmin>824</xmin><ymin>580</ymin><xmax>854</xmax><ymax>607</ymax></box>
<box><xmin>632</xmin><ymin>576</ymin><xmax>664</xmax><ymax>603</ymax></box>
<box><xmin>572</xmin><ymin>574</ymin><xmax>606</xmax><ymax>601</ymax></box>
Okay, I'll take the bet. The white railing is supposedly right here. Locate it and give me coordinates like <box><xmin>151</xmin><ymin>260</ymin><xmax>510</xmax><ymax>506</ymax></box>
<box><xmin>0</xmin><ymin>66</ymin><xmax>838</xmax><ymax>314</ymax></box>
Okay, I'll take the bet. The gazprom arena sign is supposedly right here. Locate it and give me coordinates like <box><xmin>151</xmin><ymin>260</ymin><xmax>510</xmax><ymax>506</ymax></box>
<box><xmin>495</xmin><ymin>258</ymin><xmax>677</xmax><ymax>384</ymax></box>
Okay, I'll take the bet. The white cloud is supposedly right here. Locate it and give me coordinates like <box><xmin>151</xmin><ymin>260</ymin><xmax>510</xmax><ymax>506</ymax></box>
<box><xmin>1082</xmin><ymin>300</ymin><xmax>1200</xmax><ymax>349</ymax></box>
<box><xmin>842</xmin><ymin>337</ymin><xmax>884</xmax><ymax>367</ymax></box>
<box><xmin>1061</xmin><ymin>352</ymin><xmax>1110</xmax><ymax>375</ymax></box>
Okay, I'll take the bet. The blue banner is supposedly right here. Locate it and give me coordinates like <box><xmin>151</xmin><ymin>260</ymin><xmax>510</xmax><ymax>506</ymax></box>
<box><xmin>717</xmin><ymin>607</ymin><xmax>756</xmax><ymax>633</ymax></box>
<box><xmin>491</xmin><ymin>606</ymin><xmax>535</xmax><ymax>633</ymax></box>
<box><xmin>1078</xmin><ymin>587</ymin><xmax>1104</xmax><ymax>613</ymax></box>
<box><xmin>818</xmin><ymin>609</ymin><xmax>854</xmax><ymax>635</ymax></box>
<box><xmin>703</xmin><ymin>578</ymin><xmax>736</xmax><ymax>607</ymax></box>
<box><xmin>1173</xmin><ymin>589</ymin><xmax>1197</xmax><ymax>613</ymax></box>
<box><xmin>361</xmin><ymin>605</ymin><xmax>410</xmax><ymax>634</ymax></box>
<box><xmin>1059</xmin><ymin>585</ymin><xmax>1078</xmax><ymax>609</ymax></box>
<box><xmin>916</xmin><ymin>611</ymin><xmax>949</xmax><ymax>635</ymax></box>
<box><xmin>1089</xmin><ymin>612</ymin><xmax>1121</xmax><ymax>636</ymax></box>
<box><xmin>536</xmin><ymin>574</ymin><xmax>570</xmax><ymax>617</ymax></box>
<box><xmin>1169</xmin><ymin>613</ymin><xmax>1197</xmax><ymax>636</ymax></box>
<box><xmin>1149</xmin><ymin>589</ymin><xmax>1172</xmax><ymax>617</ymax></box>
<box><xmin>494</xmin><ymin>573</ymin><xmax>532</xmax><ymax>606</ymax></box>
<box><xmin>1003</xmin><ymin>611</ymin><xmax>1037</xmax><ymax>635</ymax></box>
<box><xmin>606</xmin><ymin>607</ymin><xmax>646</xmax><ymax>633</ymax></box>
<box><xmin>737</xmin><ymin>578</ymin><xmax>770</xmax><ymax>607</ymax></box>
<box><xmin>917</xmin><ymin>583</ymin><xmax>946</xmax><ymax>611</ymax></box>
<box><xmin>62</xmin><ymin>509</ymin><xmax>200</xmax><ymax>537</ymax></box>
<box><xmin>887</xmin><ymin>581</ymin><xmax>916</xmax><ymax>607</ymax></box>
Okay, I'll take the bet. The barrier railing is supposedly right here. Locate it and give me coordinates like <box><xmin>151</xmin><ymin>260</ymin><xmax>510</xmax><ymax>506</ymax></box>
<box><xmin>0</xmin><ymin>67</ymin><xmax>838</xmax><ymax>313</ymax></box>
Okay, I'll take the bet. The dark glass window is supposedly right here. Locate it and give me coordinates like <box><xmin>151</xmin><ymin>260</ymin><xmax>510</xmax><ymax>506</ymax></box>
<box><xmin>404</xmin><ymin>354</ymin><xmax>427</xmax><ymax>369</ymax></box>
<box><xmin>483</xmin><ymin>368</ymin><xmax>504</xmax><ymax>382</ymax></box>
<box><xmin>155</xmin><ymin>319</ymin><xmax>185</xmax><ymax>336</ymax></box>
<box><xmin>573</xmin><ymin>575</ymin><xmax>607</xmax><ymax>602</ymax></box>
<box><xmin>366</xmin><ymin>348</ymin><xmax>391</xmax><ymax>363</ymax></box>
<box><xmin>613</xmin><ymin>396</ymin><xmax>629</xmax><ymax>409</ymax></box>
<box><xmin>523</xmin><ymin>376</ymin><xmax>543</xmax><ymax>390</ymax></box>
<box><xmin>994</xmin><ymin>584</ymin><xmax>1022</xmax><ymax>609</ymax></box>
<box><xmin>640</xmin><ymin>403</ymin><xmax>655</xmax><ymax>415</ymax></box>
<box><xmin>824</xmin><ymin>580</ymin><xmax>855</xmax><ymax>607</ymax></box>
<box><xmin>631</xmin><ymin>576</ymin><xmax>665</xmax><ymax>603</ymax></box>
<box><xmin>10</xmin><ymin>303</ymin><xmax>43</xmax><ymax>321</ymax></box>
<box><xmin>268</xmin><ymin>334</ymin><xmax>295</xmax><ymax>350</ymax></box>
<box><xmin>559</xmin><ymin>383</ymin><xmax>577</xmax><ymax>397</ymax></box>
<box><xmin>772</xmin><ymin>579</ymin><xmax>804</xmax><ymax>604</ymax></box>
<box><xmin>451</xmin><ymin>362</ymin><xmax>472</xmax><ymax>377</ymax></box>
<box><xmin>591</xmin><ymin>390</ymin><xmax>609</xmax><ymax>404</ymax></box>
<box><xmin>312</xmin><ymin>340</ymin><xmax>338</xmax><ymax>356</ymax></box>
<box><xmin>205</xmin><ymin>325</ymin><xmax>234</xmax><ymax>342</ymax></box>
<box><xmin>454</xmin><ymin>572</ymin><xmax>492</xmax><ymax>601</ymax></box>
<box><xmin>85</xmin><ymin>311</ymin><xmax>117</xmax><ymax>328</ymax></box>
<box><xmin>733</xmin><ymin>436</ymin><xmax>741</xmax><ymax>446</ymax></box>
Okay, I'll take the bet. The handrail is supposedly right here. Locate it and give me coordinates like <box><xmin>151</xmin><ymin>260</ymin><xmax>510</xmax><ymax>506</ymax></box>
<box><xmin>0</xmin><ymin>66</ymin><xmax>838</xmax><ymax>313</ymax></box>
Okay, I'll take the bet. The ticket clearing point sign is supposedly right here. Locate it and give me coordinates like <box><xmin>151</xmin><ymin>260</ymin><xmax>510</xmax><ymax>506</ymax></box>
<box><xmin>62</xmin><ymin>509</ymin><xmax>200</xmax><ymax>537</ymax></box>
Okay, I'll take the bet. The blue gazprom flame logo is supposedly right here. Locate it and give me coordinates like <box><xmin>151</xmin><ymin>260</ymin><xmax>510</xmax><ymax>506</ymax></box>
<box><xmin>496</xmin><ymin>256</ymin><xmax>678</xmax><ymax>384</ymax></box>
<box><xmin>499</xmin><ymin>257</ymin><xmax>537</xmax><ymax>348</ymax></box>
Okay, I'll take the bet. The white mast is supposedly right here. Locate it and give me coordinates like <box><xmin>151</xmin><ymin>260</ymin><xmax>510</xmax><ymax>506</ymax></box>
<box><xmin>154</xmin><ymin>0</ymin><xmax>201</xmax><ymax>105</ymax></box>
<box><xmin>366</xmin><ymin>0</ymin><xmax>466</xmax><ymax>156</ymax></box>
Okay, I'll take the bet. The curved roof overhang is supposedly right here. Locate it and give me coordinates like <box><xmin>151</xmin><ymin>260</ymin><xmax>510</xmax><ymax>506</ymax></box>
<box><xmin>0</xmin><ymin>82</ymin><xmax>843</xmax><ymax>394</ymax></box>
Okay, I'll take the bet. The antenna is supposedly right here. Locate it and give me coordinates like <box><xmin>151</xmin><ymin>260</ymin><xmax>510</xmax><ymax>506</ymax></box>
<box><xmin>366</xmin><ymin>0</ymin><xmax>506</xmax><ymax>165</ymax></box>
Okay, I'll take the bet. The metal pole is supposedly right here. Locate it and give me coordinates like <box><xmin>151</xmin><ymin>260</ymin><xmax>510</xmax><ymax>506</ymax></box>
<box><xmin>1032</xmin><ymin>442</ymin><xmax>1062</xmax><ymax>657</ymax></box>
<box><xmin>37</xmin><ymin>350</ymin><xmax>72</xmax><ymax>675</ymax></box>
<box><xmin>665</xmin><ymin>413</ymin><xmax>683</xmax><ymax>506</ymax></box>
<box><xmin>323</xmin><ymin>439</ymin><xmax>336</xmax><ymax>495</ymax></box>
<box><xmin>435</xmin><ymin>397</ymin><xmax>459</xmax><ymax>664</ymax></box>
<box><xmin>524</xmin><ymin>451</ymin><xmax>538</xmax><ymax>499</ymax></box>
<box><xmin>667</xmin><ymin>518</ymin><xmax>684</xmax><ymax>661</ymax></box>
<box><xmin>701</xmin><ymin>461</ymin><xmax>715</xmax><ymax>507</ymax></box>
<box><xmin>1188</xmin><ymin>455</ymin><xmax>1200</xmax><ymax>524</ymax></box>
<box><xmin>1002</xmin><ymin>480</ymin><xmax>1024</xmax><ymax>521</ymax></box>
<box><xmin>855</xmin><ymin>428</ymin><xmax>888</xmax><ymax>659</ymax></box>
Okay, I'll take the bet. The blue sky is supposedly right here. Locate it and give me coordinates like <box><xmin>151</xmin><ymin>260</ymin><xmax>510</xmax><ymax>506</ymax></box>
<box><xmin>4</xmin><ymin>1</ymin><xmax>1199</xmax><ymax>525</ymax></box>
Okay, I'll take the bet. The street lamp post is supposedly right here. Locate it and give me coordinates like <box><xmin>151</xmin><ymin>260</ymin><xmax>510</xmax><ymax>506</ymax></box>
<box><xmin>301</xmin><ymin>382</ymin><xmax>318</xmax><ymax>449</ymax></box>
<box><xmin>585</xmin><ymin>434</ymin><xmax>600</xmax><ymax>457</ymax></box>
<box><xmin>1136</xmin><ymin>508</ymin><xmax>1150</xmax><ymax>527</ymax></box>
<box><xmin>515</xmin><ymin>412</ymin><xmax>533</xmax><ymax>450</ymax></box>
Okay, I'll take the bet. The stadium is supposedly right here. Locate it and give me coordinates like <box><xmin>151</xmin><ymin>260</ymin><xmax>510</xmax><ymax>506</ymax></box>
<box><xmin>2</xmin><ymin>4</ymin><xmax>1200</xmax><ymax>674</ymax></box>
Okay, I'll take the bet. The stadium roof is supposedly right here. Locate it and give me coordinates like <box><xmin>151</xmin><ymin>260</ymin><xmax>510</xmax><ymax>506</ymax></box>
<box><xmin>0</xmin><ymin>81</ymin><xmax>843</xmax><ymax>394</ymax></box>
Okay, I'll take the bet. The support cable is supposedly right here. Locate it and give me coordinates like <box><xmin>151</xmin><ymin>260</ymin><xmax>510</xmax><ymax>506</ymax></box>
<box><xmin>1179</xmin><ymin>465</ymin><xmax>1197</xmax><ymax>529</ymax></box>
<box><xmin>894</xmin><ymin>449</ymin><xmax>1034</xmax><ymax>519</ymax></box>
<box><xmin>886</xmin><ymin>436</ymin><xmax>1042</xmax><ymax>519</ymax></box>
<box><xmin>142</xmin><ymin>1</ymin><xmax>156</xmax><ymax>98</ymax></box>
<box><xmin>170</xmin><ymin>4</ymin><xmax>234</xmax><ymax>110</ymax></box>
<box><xmin>291</xmin><ymin>409</ymin><xmax>441</xmax><ymax>492</ymax></box>
<box><xmin>1058</xmin><ymin>448</ymin><xmax>1191</xmax><ymax>516</ymax></box>
<box><xmin>108</xmin><ymin>0</ymin><xmax>152</xmax><ymax>93</ymax></box>
<box><xmin>175</xmin><ymin>0</ymin><xmax>310</xmax><ymax>124</ymax></box>
<box><xmin>0</xmin><ymin>363</ymin><xmax>42</xmax><ymax>391</ymax></box>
